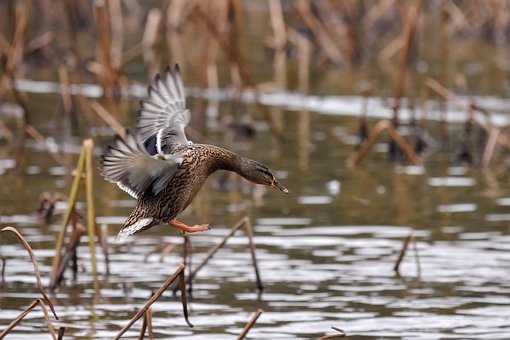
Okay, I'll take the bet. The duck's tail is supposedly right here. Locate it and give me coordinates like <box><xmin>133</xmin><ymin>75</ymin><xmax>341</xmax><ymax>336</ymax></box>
<box><xmin>115</xmin><ymin>216</ymin><xmax>155</xmax><ymax>242</ymax></box>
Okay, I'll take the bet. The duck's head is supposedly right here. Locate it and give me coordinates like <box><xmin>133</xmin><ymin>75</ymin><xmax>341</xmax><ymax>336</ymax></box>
<box><xmin>240</xmin><ymin>159</ymin><xmax>288</xmax><ymax>193</ymax></box>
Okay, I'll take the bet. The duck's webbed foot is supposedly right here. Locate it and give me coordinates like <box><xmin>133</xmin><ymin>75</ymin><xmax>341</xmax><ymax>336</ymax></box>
<box><xmin>168</xmin><ymin>219</ymin><xmax>210</xmax><ymax>234</ymax></box>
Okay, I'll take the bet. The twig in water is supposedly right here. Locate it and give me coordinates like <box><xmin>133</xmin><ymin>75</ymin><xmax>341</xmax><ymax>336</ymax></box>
<box><xmin>1</xmin><ymin>226</ymin><xmax>58</xmax><ymax>319</ymax></box>
<box><xmin>237</xmin><ymin>309</ymin><xmax>263</xmax><ymax>340</ymax></box>
<box><xmin>114</xmin><ymin>263</ymin><xmax>192</xmax><ymax>340</ymax></box>
<box><xmin>393</xmin><ymin>233</ymin><xmax>413</xmax><ymax>274</ymax></box>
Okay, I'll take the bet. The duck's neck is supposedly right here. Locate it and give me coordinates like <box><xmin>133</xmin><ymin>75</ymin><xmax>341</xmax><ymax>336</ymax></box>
<box><xmin>208</xmin><ymin>145</ymin><xmax>246</xmax><ymax>175</ymax></box>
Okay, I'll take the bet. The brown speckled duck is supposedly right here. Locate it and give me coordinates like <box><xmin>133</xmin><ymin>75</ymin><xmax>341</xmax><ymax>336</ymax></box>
<box><xmin>101</xmin><ymin>65</ymin><xmax>288</xmax><ymax>238</ymax></box>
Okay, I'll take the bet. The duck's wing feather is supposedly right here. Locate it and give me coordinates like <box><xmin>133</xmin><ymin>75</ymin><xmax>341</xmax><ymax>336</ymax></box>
<box><xmin>137</xmin><ymin>64</ymin><xmax>190</xmax><ymax>154</ymax></box>
<box><xmin>100</xmin><ymin>132</ymin><xmax>183</xmax><ymax>198</ymax></box>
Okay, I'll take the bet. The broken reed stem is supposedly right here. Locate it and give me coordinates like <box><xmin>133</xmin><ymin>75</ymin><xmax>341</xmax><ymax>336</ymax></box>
<box><xmin>84</xmin><ymin>139</ymin><xmax>99</xmax><ymax>290</ymax></box>
<box><xmin>237</xmin><ymin>309</ymin><xmax>263</xmax><ymax>340</ymax></box>
<box><xmin>114</xmin><ymin>264</ymin><xmax>192</xmax><ymax>340</ymax></box>
<box><xmin>0</xmin><ymin>299</ymin><xmax>39</xmax><ymax>338</ymax></box>
<box><xmin>90</xmin><ymin>101</ymin><xmax>126</xmax><ymax>140</ymax></box>
<box><xmin>394</xmin><ymin>233</ymin><xmax>413</xmax><ymax>274</ymax></box>
<box><xmin>425</xmin><ymin>77</ymin><xmax>510</xmax><ymax>154</ymax></box>
<box><xmin>180</xmin><ymin>216</ymin><xmax>263</xmax><ymax>292</ymax></box>
<box><xmin>350</xmin><ymin>120</ymin><xmax>422</xmax><ymax>167</ymax></box>
<box><xmin>1</xmin><ymin>227</ymin><xmax>58</xmax><ymax>319</ymax></box>
<box><xmin>51</xmin><ymin>146</ymin><xmax>86</xmax><ymax>282</ymax></box>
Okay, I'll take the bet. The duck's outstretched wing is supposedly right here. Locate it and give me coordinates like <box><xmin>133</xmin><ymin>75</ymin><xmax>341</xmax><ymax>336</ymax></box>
<box><xmin>137</xmin><ymin>64</ymin><xmax>190</xmax><ymax>154</ymax></box>
<box><xmin>100</xmin><ymin>131</ymin><xmax>183</xmax><ymax>198</ymax></box>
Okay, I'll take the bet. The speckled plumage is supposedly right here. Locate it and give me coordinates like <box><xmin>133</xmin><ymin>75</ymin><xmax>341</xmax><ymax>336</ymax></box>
<box><xmin>101</xmin><ymin>64</ymin><xmax>287</xmax><ymax>238</ymax></box>
<box><xmin>122</xmin><ymin>143</ymin><xmax>240</xmax><ymax>234</ymax></box>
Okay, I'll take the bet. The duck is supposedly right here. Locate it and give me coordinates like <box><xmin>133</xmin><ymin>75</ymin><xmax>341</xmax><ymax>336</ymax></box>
<box><xmin>100</xmin><ymin>65</ymin><xmax>288</xmax><ymax>238</ymax></box>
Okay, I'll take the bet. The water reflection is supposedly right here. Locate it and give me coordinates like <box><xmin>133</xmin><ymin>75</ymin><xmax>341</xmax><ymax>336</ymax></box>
<box><xmin>2</xmin><ymin>98</ymin><xmax>510</xmax><ymax>338</ymax></box>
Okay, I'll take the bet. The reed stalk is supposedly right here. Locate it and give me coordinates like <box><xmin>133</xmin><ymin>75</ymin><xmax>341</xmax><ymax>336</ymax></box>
<box><xmin>177</xmin><ymin>216</ymin><xmax>263</xmax><ymax>292</ymax></box>
<box><xmin>84</xmin><ymin>139</ymin><xmax>99</xmax><ymax>289</ymax></box>
<box><xmin>114</xmin><ymin>263</ymin><xmax>192</xmax><ymax>339</ymax></box>
<box><xmin>237</xmin><ymin>309</ymin><xmax>263</xmax><ymax>340</ymax></box>
<box><xmin>51</xmin><ymin>146</ymin><xmax>86</xmax><ymax>284</ymax></box>
<box><xmin>0</xmin><ymin>299</ymin><xmax>39</xmax><ymax>338</ymax></box>
<box><xmin>1</xmin><ymin>227</ymin><xmax>58</xmax><ymax>319</ymax></box>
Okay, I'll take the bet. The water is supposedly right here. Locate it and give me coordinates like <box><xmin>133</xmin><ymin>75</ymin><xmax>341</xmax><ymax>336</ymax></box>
<box><xmin>2</xmin><ymin>88</ymin><xmax>510</xmax><ymax>339</ymax></box>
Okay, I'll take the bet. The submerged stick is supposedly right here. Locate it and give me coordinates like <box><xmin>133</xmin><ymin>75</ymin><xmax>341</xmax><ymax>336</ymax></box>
<box><xmin>0</xmin><ymin>299</ymin><xmax>39</xmax><ymax>338</ymax></box>
<box><xmin>1</xmin><ymin>227</ymin><xmax>58</xmax><ymax>319</ymax></box>
<box><xmin>114</xmin><ymin>264</ymin><xmax>191</xmax><ymax>340</ymax></box>
<box><xmin>237</xmin><ymin>309</ymin><xmax>263</xmax><ymax>340</ymax></box>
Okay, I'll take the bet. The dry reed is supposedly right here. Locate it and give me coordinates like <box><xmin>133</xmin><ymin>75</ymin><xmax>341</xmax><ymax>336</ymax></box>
<box><xmin>114</xmin><ymin>263</ymin><xmax>192</xmax><ymax>339</ymax></box>
<box><xmin>174</xmin><ymin>216</ymin><xmax>263</xmax><ymax>293</ymax></box>
<box><xmin>237</xmin><ymin>309</ymin><xmax>263</xmax><ymax>340</ymax></box>
<box><xmin>1</xmin><ymin>226</ymin><xmax>58</xmax><ymax>319</ymax></box>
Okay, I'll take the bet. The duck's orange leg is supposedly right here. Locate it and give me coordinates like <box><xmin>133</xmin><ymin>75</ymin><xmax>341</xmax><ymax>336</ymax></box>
<box><xmin>169</xmin><ymin>219</ymin><xmax>210</xmax><ymax>234</ymax></box>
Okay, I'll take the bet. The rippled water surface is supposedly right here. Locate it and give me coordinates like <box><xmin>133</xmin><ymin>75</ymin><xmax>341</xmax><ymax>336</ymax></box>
<box><xmin>2</xmin><ymin>90</ymin><xmax>510</xmax><ymax>339</ymax></box>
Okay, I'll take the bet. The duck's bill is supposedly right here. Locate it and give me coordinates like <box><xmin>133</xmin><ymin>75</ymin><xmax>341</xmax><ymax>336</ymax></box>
<box><xmin>273</xmin><ymin>181</ymin><xmax>289</xmax><ymax>194</ymax></box>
